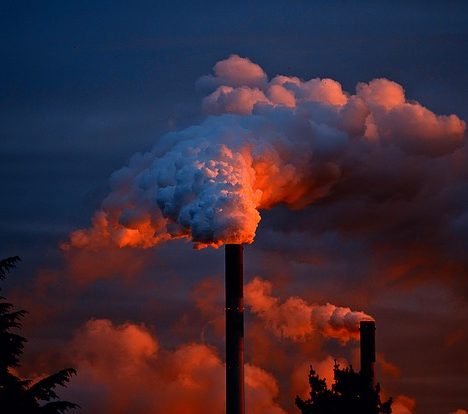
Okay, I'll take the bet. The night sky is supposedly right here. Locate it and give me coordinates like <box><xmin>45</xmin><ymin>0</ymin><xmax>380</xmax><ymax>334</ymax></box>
<box><xmin>1</xmin><ymin>2</ymin><xmax>468</xmax><ymax>413</ymax></box>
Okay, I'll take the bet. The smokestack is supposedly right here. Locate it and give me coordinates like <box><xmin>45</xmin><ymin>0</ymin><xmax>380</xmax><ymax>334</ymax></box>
<box><xmin>360</xmin><ymin>320</ymin><xmax>376</xmax><ymax>389</ymax></box>
<box><xmin>225</xmin><ymin>244</ymin><xmax>245</xmax><ymax>414</ymax></box>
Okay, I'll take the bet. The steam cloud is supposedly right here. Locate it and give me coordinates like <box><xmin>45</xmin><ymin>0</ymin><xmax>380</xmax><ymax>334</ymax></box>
<box><xmin>245</xmin><ymin>277</ymin><xmax>373</xmax><ymax>343</ymax></box>
<box><xmin>392</xmin><ymin>396</ymin><xmax>416</xmax><ymax>414</ymax></box>
<box><xmin>64</xmin><ymin>55</ymin><xmax>466</xmax><ymax>250</ymax></box>
<box><xmin>61</xmin><ymin>319</ymin><xmax>286</xmax><ymax>414</ymax></box>
<box><xmin>56</xmin><ymin>318</ymin><xmax>412</xmax><ymax>414</ymax></box>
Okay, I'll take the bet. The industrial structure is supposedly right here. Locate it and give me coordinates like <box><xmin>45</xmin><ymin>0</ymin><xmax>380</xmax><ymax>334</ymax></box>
<box><xmin>224</xmin><ymin>245</ymin><xmax>376</xmax><ymax>414</ymax></box>
<box><xmin>225</xmin><ymin>244</ymin><xmax>245</xmax><ymax>414</ymax></box>
<box><xmin>360</xmin><ymin>320</ymin><xmax>376</xmax><ymax>388</ymax></box>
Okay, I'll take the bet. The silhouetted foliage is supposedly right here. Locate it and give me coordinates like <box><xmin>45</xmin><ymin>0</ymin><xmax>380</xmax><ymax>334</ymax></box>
<box><xmin>0</xmin><ymin>256</ymin><xmax>79</xmax><ymax>413</ymax></box>
<box><xmin>0</xmin><ymin>257</ymin><xmax>21</xmax><ymax>280</ymax></box>
<box><xmin>296</xmin><ymin>361</ymin><xmax>392</xmax><ymax>414</ymax></box>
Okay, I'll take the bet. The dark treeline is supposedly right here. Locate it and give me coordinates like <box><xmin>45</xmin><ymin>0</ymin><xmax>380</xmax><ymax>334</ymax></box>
<box><xmin>0</xmin><ymin>256</ymin><xmax>78</xmax><ymax>414</ymax></box>
<box><xmin>295</xmin><ymin>362</ymin><xmax>393</xmax><ymax>413</ymax></box>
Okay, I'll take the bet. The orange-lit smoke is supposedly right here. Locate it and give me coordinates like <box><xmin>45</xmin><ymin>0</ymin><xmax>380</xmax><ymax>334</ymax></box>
<box><xmin>63</xmin><ymin>55</ymin><xmax>466</xmax><ymax>250</ymax></box>
<box><xmin>60</xmin><ymin>319</ymin><xmax>286</xmax><ymax>414</ymax></box>
<box><xmin>392</xmin><ymin>395</ymin><xmax>416</xmax><ymax>414</ymax></box>
<box><xmin>17</xmin><ymin>274</ymin><xmax>410</xmax><ymax>414</ymax></box>
<box><xmin>245</xmin><ymin>277</ymin><xmax>373</xmax><ymax>343</ymax></box>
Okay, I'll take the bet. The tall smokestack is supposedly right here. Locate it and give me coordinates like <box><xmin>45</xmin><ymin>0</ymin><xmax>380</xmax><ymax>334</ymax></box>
<box><xmin>225</xmin><ymin>244</ymin><xmax>245</xmax><ymax>414</ymax></box>
<box><xmin>360</xmin><ymin>320</ymin><xmax>376</xmax><ymax>389</ymax></box>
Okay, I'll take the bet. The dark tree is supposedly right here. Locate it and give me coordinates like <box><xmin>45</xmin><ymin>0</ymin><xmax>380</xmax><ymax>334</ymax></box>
<box><xmin>0</xmin><ymin>256</ymin><xmax>79</xmax><ymax>413</ymax></box>
<box><xmin>296</xmin><ymin>361</ymin><xmax>392</xmax><ymax>414</ymax></box>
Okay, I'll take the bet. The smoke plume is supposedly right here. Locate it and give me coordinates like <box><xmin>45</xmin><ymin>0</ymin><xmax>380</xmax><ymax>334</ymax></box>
<box><xmin>59</xmin><ymin>319</ymin><xmax>286</xmax><ymax>414</ymax></box>
<box><xmin>392</xmin><ymin>395</ymin><xmax>416</xmax><ymax>414</ymax></box>
<box><xmin>63</xmin><ymin>55</ymin><xmax>466</xmax><ymax>250</ymax></box>
<box><xmin>245</xmin><ymin>277</ymin><xmax>373</xmax><ymax>343</ymax></box>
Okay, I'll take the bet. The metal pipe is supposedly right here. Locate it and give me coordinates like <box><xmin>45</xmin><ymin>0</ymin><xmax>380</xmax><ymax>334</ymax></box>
<box><xmin>225</xmin><ymin>244</ymin><xmax>245</xmax><ymax>414</ymax></box>
<box><xmin>360</xmin><ymin>320</ymin><xmax>376</xmax><ymax>389</ymax></box>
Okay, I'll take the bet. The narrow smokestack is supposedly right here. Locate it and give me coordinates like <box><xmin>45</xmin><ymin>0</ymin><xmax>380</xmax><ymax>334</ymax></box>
<box><xmin>360</xmin><ymin>320</ymin><xmax>376</xmax><ymax>389</ymax></box>
<box><xmin>225</xmin><ymin>244</ymin><xmax>245</xmax><ymax>414</ymax></box>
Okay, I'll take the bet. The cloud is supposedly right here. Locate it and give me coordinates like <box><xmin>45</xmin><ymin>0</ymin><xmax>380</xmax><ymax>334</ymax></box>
<box><xmin>356</xmin><ymin>78</ymin><xmax>405</xmax><ymax>110</ymax></box>
<box><xmin>63</xmin><ymin>55</ymin><xmax>465</xmax><ymax>251</ymax></box>
<box><xmin>59</xmin><ymin>319</ymin><xmax>287</xmax><ymax>414</ymax></box>
<box><xmin>392</xmin><ymin>395</ymin><xmax>416</xmax><ymax>414</ymax></box>
<box><xmin>245</xmin><ymin>276</ymin><xmax>373</xmax><ymax>343</ymax></box>
<box><xmin>197</xmin><ymin>54</ymin><xmax>268</xmax><ymax>91</ymax></box>
<box><xmin>203</xmin><ymin>85</ymin><xmax>270</xmax><ymax>115</ymax></box>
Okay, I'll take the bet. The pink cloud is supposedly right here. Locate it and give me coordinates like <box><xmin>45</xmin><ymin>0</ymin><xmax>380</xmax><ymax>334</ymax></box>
<box><xmin>60</xmin><ymin>319</ymin><xmax>287</xmax><ymax>414</ymax></box>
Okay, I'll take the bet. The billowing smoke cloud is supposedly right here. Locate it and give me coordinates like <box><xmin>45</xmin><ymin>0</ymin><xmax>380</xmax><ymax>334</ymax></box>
<box><xmin>392</xmin><ymin>395</ymin><xmax>416</xmax><ymax>414</ymax></box>
<box><xmin>245</xmin><ymin>277</ymin><xmax>373</xmax><ymax>343</ymax></box>
<box><xmin>60</xmin><ymin>319</ymin><xmax>287</xmax><ymax>414</ymax></box>
<box><xmin>63</xmin><ymin>55</ymin><xmax>466</xmax><ymax>250</ymax></box>
<box><xmin>189</xmin><ymin>275</ymin><xmax>373</xmax><ymax>344</ymax></box>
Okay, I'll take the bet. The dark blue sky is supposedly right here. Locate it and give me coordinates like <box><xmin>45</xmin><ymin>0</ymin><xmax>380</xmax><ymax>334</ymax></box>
<box><xmin>1</xmin><ymin>2</ymin><xmax>468</xmax><ymax>413</ymax></box>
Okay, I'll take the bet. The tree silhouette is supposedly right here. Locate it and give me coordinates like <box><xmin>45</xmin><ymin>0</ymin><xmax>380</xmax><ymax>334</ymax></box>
<box><xmin>0</xmin><ymin>256</ymin><xmax>79</xmax><ymax>413</ymax></box>
<box><xmin>296</xmin><ymin>361</ymin><xmax>393</xmax><ymax>414</ymax></box>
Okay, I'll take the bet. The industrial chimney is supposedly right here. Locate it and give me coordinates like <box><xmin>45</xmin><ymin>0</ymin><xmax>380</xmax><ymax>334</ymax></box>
<box><xmin>225</xmin><ymin>244</ymin><xmax>245</xmax><ymax>414</ymax></box>
<box><xmin>360</xmin><ymin>320</ymin><xmax>376</xmax><ymax>389</ymax></box>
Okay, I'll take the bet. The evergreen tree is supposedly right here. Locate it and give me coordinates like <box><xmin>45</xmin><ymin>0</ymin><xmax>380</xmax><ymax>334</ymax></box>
<box><xmin>296</xmin><ymin>361</ymin><xmax>392</xmax><ymax>414</ymax></box>
<box><xmin>0</xmin><ymin>256</ymin><xmax>79</xmax><ymax>414</ymax></box>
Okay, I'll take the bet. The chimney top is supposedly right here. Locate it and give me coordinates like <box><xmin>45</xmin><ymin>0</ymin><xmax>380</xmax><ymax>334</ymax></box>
<box><xmin>360</xmin><ymin>320</ymin><xmax>376</xmax><ymax>330</ymax></box>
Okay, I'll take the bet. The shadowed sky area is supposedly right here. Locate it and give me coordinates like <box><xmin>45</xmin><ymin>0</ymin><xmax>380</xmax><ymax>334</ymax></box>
<box><xmin>1</xmin><ymin>2</ymin><xmax>468</xmax><ymax>414</ymax></box>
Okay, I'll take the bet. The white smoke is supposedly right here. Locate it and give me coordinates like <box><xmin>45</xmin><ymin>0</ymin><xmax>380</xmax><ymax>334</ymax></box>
<box><xmin>64</xmin><ymin>55</ymin><xmax>466</xmax><ymax>250</ymax></box>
